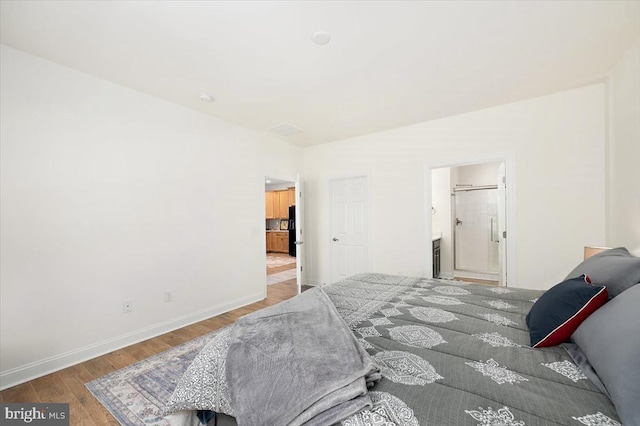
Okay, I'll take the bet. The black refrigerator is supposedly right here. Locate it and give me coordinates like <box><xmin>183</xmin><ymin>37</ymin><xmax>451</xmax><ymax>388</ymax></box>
<box><xmin>288</xmin><ymin>205</ymin><xmax>296</xmax><ymax>257</ymax></box>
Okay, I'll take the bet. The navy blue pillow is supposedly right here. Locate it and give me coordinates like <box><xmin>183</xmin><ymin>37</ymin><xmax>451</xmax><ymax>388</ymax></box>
<box><xmin>526</xmin><ymin>275</ymin><xmax>608</xmax><ymax>348</ymax></box>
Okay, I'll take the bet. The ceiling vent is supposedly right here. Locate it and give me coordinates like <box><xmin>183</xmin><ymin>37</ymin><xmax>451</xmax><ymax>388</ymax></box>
<box><xmin>268</xmin><ymin>123</ymin><xmax>303</xmax><ymax>136</ymax></box>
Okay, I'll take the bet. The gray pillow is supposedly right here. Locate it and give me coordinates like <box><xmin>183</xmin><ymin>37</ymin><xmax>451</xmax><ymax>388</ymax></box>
<box><xmin>566</xmin><ymin>247</ymin><xmax>640</xmax><ymax>297</ymax></box>
<box><xmin>571</xmin><ymin>284</ymin><xmax>640</xmax><ymax>426</ymax></box>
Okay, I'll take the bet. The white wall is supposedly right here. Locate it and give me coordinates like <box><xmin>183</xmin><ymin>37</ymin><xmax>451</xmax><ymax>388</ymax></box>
<box><xmin>0</xmin><ymin>45</ymin><xmax>302</xmax><ymax>388</ymax></box>
<box><xmin>455</xmin><ymin>162</ymin><xmax>501</xmax><ymax>187</ymax></box>
<box><xmin>302</xmin><ymin>84</ymin><xmax>606</xmax><ymax>290</ymax></box>
<box><xmin>608</xmin><ymin>37</ymin><xmax>640</xmax><ymax>252</ymax></box>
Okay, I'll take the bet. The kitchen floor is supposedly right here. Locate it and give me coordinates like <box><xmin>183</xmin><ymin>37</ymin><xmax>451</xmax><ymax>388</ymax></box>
<box><xmin>266</xmin><ymin>253</ymin><xmax>296</xmax><ymax>273</ymax></box>
<box><xmin>266</xmin><ymin>253</ymin><xmax>312</xmax><ymax>292</ymax></box>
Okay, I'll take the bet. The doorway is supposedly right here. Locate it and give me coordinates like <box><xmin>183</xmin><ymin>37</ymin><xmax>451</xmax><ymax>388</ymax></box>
<box><xmin>430</xmin><ymin>160</ymin><xmax>509</xmax><ymax>286</ymax></box>
<box><xmin>265</xmin><ymin>177</ymin><xmax>298</xmax><ymax>292</ymax></box>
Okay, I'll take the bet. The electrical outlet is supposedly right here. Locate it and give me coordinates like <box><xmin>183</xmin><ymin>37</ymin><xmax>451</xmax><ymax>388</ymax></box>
<box><xmin>164</xmin><ymin>291</ymin><xmax>173</xmax><ymax>303</ymax></box>
<box><xmin>122</xmin><ymin>300</ymin><xmax>133</xmax><ymax>313</ymax></box>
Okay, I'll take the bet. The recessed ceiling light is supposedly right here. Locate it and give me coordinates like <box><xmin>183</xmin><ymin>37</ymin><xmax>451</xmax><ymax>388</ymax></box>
<box><xmin>268</xmin><ymin>123</ymin><xmax>303</xmax><ymax>136</ymax></box>
<box><xmin>311</xmin><ymin>30</ymin><xmax>331</xmax><ymax>45</ymax></box>
<box><xmin>199</xmin><ymin>93</ymin><xmax>214</xmax><ymax>103</ymax></box>
<box><xmin>266</xmin><ymin>180</ymin><xmax>272</xmax><ymax>183</ymax></box>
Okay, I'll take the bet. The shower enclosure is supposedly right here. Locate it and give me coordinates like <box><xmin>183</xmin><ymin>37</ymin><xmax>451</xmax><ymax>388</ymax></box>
<box><xmin>453</xmin><ymin>185</ymin><xmax>500</xmax><ymax>278</ymax></box>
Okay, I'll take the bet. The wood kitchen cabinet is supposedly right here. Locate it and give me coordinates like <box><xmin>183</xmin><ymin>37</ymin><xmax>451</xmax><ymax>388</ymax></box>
<box><xmin>278</xmin><ymin>191</ymin><xmax>289</xmax><ymax>218</ymax></box>
<box><xmin>265</xmin><ymin>191</ymin><xmax>282</xmax><ymax>219</ymax></box>
<box><xmin>272</xmin><ymin>193</ymin><xmax>281</xmax><ymax>218</ymax></box>
<box><xmin>288</xmin><ymin>187</ymin><xmax>296</xmax><ymax>206</ymax></box>
<box><xmin>266</xmin><ymin>232</ymin><xmax>272</xmax><ymax>251</ymax></box>
<box><xmin>273</xmin><ymin>232</ymin><xmax>289</xmax><ymax>253</ymax></box>
<box><xmin>265</xmin><ymin>190</ymin><xmax>293</xmax><ymax>219</ymax></box>
<box><xmin>265</xmin><ymin>192</ymin><xmax>275</xmax><ymax>219</ymax></box>
<box><xmin>267</xmin><ymin>231</ymin><xmax>289</xmax><ymax>253</ymax></box>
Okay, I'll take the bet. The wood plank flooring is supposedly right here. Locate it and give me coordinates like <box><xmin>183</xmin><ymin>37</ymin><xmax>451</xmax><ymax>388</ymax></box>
<box><xmin>453</xmin><ymin>276</ymin><xmax>499</xmax><ymax>286</ymax></box>
<box><xmin>0</xmin><ymin>260</ymin><xmax>300</xmax><ymax>425</ymax></box>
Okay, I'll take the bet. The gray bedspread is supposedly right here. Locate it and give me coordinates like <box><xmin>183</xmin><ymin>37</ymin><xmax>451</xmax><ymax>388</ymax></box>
<box><xmin>165</xmin><ymin>273</ymin><xmax>621</xmax><ymax>426</ymax></box>
<box><xmin>226</xmin><ymin>287</ymin><xmax>380</xmax><ymax>426</ymax></box>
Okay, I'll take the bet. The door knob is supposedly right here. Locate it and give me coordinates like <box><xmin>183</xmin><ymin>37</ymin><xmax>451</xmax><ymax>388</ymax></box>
<box><xmin>295</xmin><ymin>241</ymin><xmax>304</xmax><ymax>245</ymax></box>
<box><xmin>332</xmin><ymin>237</ymin><xmax>339</xmax><ymax>242</ymax></box>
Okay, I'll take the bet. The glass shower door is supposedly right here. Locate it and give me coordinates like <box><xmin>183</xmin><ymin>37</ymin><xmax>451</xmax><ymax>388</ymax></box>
<box><xmin>454</xmin><ymin>188</ymin><xmax>499</xmax><ymax>274</ymax></box>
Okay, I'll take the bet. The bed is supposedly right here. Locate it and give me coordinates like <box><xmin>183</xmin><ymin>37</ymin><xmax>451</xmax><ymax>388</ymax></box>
<box><xmin>164</xmin><ymin>247</ymin><xmax>640</xmax><ymax>426</ymax></box>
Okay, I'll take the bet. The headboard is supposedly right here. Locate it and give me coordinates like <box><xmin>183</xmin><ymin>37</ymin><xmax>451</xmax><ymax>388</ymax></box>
<box><xmin>584</xmin><ymin>246</ymin><xmax>610</xmax><ymax>260</ymax></box>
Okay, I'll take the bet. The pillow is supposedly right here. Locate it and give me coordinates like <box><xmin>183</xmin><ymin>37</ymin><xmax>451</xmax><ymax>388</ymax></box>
<box><xmin>560</xmin><ymin>342</ymin><xmax>609</xmax><ymax>396</ymax></box>
<box><xmin>566</xmin><ymin>247</ymin><xmax>640</xmax><ymax>298</ymax></box>
<box><xmin>571</xmin><ymin>284</ymin><xmax>640</xmax><ymax>426</ymax></box>
<box><xmin>526</xmin><ymin>275</ymin><xmax>608</xmax><ymax>348</ymax></box>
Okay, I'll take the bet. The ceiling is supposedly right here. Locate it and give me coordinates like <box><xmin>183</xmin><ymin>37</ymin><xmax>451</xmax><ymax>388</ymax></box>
<box><xmin>1</xmin><ymin>1</ymin><xmax>638</xmax><ymax>147</ymax></box>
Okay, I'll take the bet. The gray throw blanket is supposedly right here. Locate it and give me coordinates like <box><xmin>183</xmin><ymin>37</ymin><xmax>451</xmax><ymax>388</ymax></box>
<box><xmin>225</xmin><ymin>287</ymin><xmax>381</xmax><ymax>426</ymax></box>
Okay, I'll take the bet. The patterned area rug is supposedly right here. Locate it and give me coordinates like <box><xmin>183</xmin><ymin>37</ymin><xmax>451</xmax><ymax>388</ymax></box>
<box><xmin>266</xmin><ymin>254</ymin><xmax>296</xmax><ymax>268</ymax></box>
<box><xmin>86</xmin><ymin>330</ymin><xmax>223</xmax><ymax>425</ymax></box>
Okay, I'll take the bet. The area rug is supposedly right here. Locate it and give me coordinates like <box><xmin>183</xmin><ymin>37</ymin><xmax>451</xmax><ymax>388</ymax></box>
<box><xmin>86</xmin><ymin>329</ymin><xmax>224</xmax><ymax>425</ymax></box>
<box><xmin>266</xmin><ymin>254</ymin><xmax>296</xmax><ymax>268</ymax></box>
<box><xmin>267</xmin><ymin>269</ymin><xmax>297</xmax><ymax>285</ymax></box>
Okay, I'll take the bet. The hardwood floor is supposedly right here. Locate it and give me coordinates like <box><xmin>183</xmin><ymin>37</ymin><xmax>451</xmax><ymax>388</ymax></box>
<box><xmin>453</xmin><ymin>276</ymin><xmax>499</xmax><ymax>286</ymax></box>
<box><xmin>0</xmin><ymin>268</ymin><xmax>299</xmax><ymax>425</ymax></box>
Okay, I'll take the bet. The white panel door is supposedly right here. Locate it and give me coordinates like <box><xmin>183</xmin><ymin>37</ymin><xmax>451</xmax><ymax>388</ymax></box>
<box><xmin>330</xmin><ymin>176</ymin><xmax>368</xmax><ymax>283</ymax></box>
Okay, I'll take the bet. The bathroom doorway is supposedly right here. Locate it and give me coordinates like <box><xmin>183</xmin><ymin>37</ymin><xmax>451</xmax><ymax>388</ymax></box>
<box><xmin>431</xmin><ymin>160</ymin><xmax>509</xmax><ymax>286</ymax></box>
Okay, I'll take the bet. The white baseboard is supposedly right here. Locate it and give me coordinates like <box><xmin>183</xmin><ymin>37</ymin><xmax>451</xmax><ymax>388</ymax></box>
<box><xmin>303</xmin><ymin>278</ymin><xmax>323</xmax><ymax>287</ymax></box>
<box><xmin>0</xmin><ymin>291</ymin><xmax>264</xmax><ymax>391</ymax></box>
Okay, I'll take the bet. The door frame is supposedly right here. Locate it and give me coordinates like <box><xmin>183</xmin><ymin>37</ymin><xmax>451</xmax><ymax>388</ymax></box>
<box><xmin>424</xmin><ymin>153</ymin><xmax>516</xmax><ymax>287</ymax></box>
